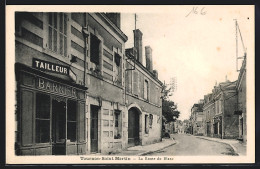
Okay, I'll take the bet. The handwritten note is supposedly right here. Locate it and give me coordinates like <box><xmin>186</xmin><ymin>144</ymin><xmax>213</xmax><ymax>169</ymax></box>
<box><xmin>186</xmin><ymin>7</ymin><xmax>207</xmax><ymax>17</ymax></box>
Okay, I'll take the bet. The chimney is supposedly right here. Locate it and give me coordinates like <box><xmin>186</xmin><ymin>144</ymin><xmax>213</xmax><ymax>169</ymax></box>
<box><xmin>153</xmin><ymin>70</ymin><xmax>158</xmax><ymax>78</ymax></box>
<box><xmin>106</xmin><ymin>13</ymin><xmax>121</xmax><ymax>28</ymax></box>
<box><xmin>133</xmin><ymin>29</ymin><xmax>143</xmax><ymax>64</ymax></box>
<box><xmin>145</xmin><ymin>46</ymin><xmax>153</xmax><ymax>72</ymax></box>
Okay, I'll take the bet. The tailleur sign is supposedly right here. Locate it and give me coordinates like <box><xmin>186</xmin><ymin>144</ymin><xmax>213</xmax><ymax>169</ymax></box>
<box><xmin>32</xmin><ymin>58</ymin><xmax>69</xmax><ymax>75</ymax></box>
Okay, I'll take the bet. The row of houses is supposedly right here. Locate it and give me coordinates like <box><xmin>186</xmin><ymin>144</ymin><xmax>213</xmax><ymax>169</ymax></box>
<box><xmin>189</xmin><ymin>56</ymin><xmax>246</xmax><ymax>143</ymax></box>
<box><xmin>14</xmin><ymin>12</ymin><xmax>163</xmax><ymax>155</ymax></box>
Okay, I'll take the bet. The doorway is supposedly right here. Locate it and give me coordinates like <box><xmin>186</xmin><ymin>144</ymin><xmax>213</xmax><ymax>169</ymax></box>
<box><xmin>90</xmin><ymin>105</ymin><xmax>99</xmax><ymax>153</ymax></box>
<box><xmin>51</xmin><ymin>98</ymin><xmax>66</xmax><ymax>155</ymax></box>
<box><xmin>128</xmin><ymin>107</ymin><xmax>140</xmax><ymax>147</ymax></box>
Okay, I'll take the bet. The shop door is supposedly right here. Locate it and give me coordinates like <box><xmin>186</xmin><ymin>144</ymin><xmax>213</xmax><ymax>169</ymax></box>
<box><xmin>128</xmin><ymin>108</ymin><xmax>140</xmax><ymax>147</ymax></box>
<box><xmin>90</xmin><ymin>105</ymin><xmax>99</xmax><ymax>153</ymax></box>
<box><xmin>52</xmin><ymin>99</ymin><xmax>66</xmax><ymax>155</ymax></box>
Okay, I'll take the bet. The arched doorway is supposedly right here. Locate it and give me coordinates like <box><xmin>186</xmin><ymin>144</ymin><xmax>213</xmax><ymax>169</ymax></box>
<box><xmin>128</xmin><ymin>107</ymin><xmax>140</xmax><ymax>147</ymax></box>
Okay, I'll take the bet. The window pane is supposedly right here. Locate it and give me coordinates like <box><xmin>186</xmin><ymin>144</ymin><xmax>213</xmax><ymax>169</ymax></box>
<box><xmin>64</xmin><ymin>14</ymin><xmax>67</xmax><ymax>35</ymax></box>
<box><xmin>48</xmin><ymin>27</ymin><xmax>52</xmax><ymax>50</ymax></box>
<box><xmin>114</xmin><ymin>111</ymin><xmax>122</xmax><ymax>139</ymax></box>
<box><xmin>58</xmin><ymin>118</ymin><xmax>66</xmax><ymax>140</ymax></box>
<box><xmin>60</xmin><ymin>33</ymin><xmax>63</xmax><ymax>55</ymax></box>
<box><xmin>67</xmin><ymin>122</ymin><xmax>76</xmax><ymax>142</ymax></box>
<box><xmin>54</xmin><ymin>13</ymin><xmax>57</xmax><ymax>29</ymax></box>
<box><xmin>115</xmin><ymin>113</ymin><xmax>119</xmax><ymax>127</ymax></box>
<box><xmin>90</xmin><ymin>34</ymin><xmax>100</xmax><ymax>65</ymax></box>
<box><xmin>67</xmin><ymin>100</ymin><xmax>76</xmax><ymax>121</ymax></box>
<box><xmin>48</xmin><ymin>13</ymin><xmax>52</xmax><ymax>25</ymax></box>
<box><xmin>54</xmin><ymin>30</ymin><xmax>57</xmax><ymax>52</ymax></box>
<box><xmin>59</xmin><ymin>13</ymin><xmax>63</xmax><ymax>33</ymax></box>
<box><xmin>36</xmin><ymin>93</ymin><xmax>50</xmax><ymax>119</ymax></box>
<box><xmin>64</xmin><ymin>36</ymin><xmax>67</xmax><ymax>57</ymax></box>
<box><xmin>36</xmin><ymin>119</ymin><xmax>50</xmax><ymax>143</ymax></box>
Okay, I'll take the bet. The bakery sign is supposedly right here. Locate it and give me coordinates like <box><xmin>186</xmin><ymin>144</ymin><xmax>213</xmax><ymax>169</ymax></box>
<box><xmin>32</xmin><ymin>58</ymin><xmax>69</xmax><ymax>75</ymax></box>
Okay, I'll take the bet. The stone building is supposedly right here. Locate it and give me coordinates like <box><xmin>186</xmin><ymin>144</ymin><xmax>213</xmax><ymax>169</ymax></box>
<box><xmin>203</xmin><ymin>80</ymin><xmax>239</xmax><ymax>139</ymax></box>
<box><xmin>190</xmin><ymin>101</ymin><xmax>204</xmax><ymax>136</ymax></box>
<box><xmin>203</xmin><ymin>93</ymin><xmax>215</xmax><ymax>137</ymax></box>
<box><xmin>14</xmin><ymin>12</ymin><xmax>163</xmax><ymax>155</ymax></box>
<box><xmin>213</xmin><ymin>81</ymin><xmax>239</xmax><ymax>139</ymax></box>
<box><xmin>234</xmin><ymin>56</ymin><xmax>247</xmax><ymax>143</ymax></box>
<box><xmin>125</xmin><ymin>29</ymin><xmax>163</xmax><ymax>147</ymax></box>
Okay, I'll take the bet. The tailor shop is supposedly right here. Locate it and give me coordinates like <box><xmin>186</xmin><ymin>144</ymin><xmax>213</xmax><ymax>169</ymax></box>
<box><xmin>15</xmin><ymin>62</ymin><xmax>87</xmax><ymax>156</ymax></box>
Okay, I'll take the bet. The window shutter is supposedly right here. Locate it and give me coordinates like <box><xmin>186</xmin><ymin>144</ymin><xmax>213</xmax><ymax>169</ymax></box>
<box><xmin>133</xmin><ymin>71</ymin><xmax>138</xmax><ymax>96</ymax></box>
<box><xmin>78</xmin><ymin>101</ymin><xmax>85</xmax><ymax>142</ymax></box>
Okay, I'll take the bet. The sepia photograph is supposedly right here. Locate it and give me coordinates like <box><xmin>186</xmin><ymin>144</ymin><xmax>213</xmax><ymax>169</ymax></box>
<box><xmin>6</xmin><ymin>5</ymin><xmax>255</xmax><ymax>164</ymax></box>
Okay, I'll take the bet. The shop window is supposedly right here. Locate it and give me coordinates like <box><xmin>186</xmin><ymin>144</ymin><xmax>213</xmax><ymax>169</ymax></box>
<box><xmin>90</xmin><ymin>34</ymin><xmax>100</xmax><ymax>65</ymax></box>
<box><xmin>145</xmin><ymin>114</ymin><xmax>149</xmax><ymax>134</ymax></box>
<box><xmin>36</xmin><ymin>93</ymin><xmax>50</xmax><ymax>143</ymax></box>
<box><xmin>67</xmin><ymin>100</ymin><xmax>77</xmax><ymax>142</ymax></box>
<box><xmin>144</xmin><ymin>80</ymin><xmax>149</xmax><ymax>100</ymax></box>
<box><xmin>48</xmin><ymin>13</ymin><xmax>67</xmax><ymax>57</ymax></box>
<box><xmin>114</xmin><ymin>111</ymin><xmax>122</xmax><ymax>139</ymax></box>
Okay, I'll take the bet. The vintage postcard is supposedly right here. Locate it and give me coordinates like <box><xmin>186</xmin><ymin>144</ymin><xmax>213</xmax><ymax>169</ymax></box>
<box><xmin>6</xmin><ymin>5</ymin><xmax>255</xmax><ymax>164</ymax></box>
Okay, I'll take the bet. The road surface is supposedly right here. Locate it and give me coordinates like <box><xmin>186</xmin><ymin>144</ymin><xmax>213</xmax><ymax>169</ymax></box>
<box><xmin>147</xmin><ymin>134</ymin><xmax>238</xmax><ymax>156</ymax></box>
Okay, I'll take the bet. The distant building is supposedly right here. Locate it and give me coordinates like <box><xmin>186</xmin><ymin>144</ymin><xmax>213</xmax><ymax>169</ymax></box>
<box><xmin>176</xmin><ymin>120</ymin><xmax>184</xmax><ymax>134</ymax></box>
<box><xmin>234</xmin><ymin>56</ymin><xmax>247</xmax><ymax>143</ymax></box>
<box><xmin>203</xmin><ymin>94</ymin><xmax>215</xmax><ymax>137</ymax></box>
<box><xmin>203</xmin><ymin>80</ymin><xmax>239</xmax><ymax>139</ymax></box>
<box><xmin>190</xmin><ymin>101</ymin><xmax>205</xmax><ymax>136</ymax></box>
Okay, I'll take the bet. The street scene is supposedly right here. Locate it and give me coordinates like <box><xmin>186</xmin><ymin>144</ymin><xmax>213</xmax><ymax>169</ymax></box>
<box><xmin>6</xmin><ymin>5</ymin><xmax>254</xmax><ymax>164</ymax></box>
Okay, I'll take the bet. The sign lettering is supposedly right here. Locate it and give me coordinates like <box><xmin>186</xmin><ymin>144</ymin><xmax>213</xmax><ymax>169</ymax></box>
<box><xmin>37</xmin><ymin>78</ymin><xmax>77</xmax><ymax>98</ymax></box>
<box><xmin>32</xmin><ymin>58</ymin><xmax>69</xmax><ymax>75</ymax></box>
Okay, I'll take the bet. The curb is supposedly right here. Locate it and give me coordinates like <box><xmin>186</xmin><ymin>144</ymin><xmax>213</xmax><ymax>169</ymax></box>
<box><xmin>195</xmin><ymin>136</ymin><xmax>239</xmax><ymax>156</ymax></box>
<box><xmin>137</xmin><ymin>140</ymin><xmax>177</xmax><ymax>156</ymax></box>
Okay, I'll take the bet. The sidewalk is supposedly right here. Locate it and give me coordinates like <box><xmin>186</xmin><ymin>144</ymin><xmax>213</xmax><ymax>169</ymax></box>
<box><xmin>195</xmin><ymin>136</ymin><xmax>247</xmax><ymax>156</ymax></box>
<box><xmin>116</xmin><ymin>138</ymin><xmax>176</xmax><ymax>156</ymax></box>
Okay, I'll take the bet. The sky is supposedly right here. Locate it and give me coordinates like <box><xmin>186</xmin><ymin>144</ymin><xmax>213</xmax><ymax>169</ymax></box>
<box><xmin>120</xmin><ymin>6</ymin><xmax>254</xmax><ymax>120</ymax></box>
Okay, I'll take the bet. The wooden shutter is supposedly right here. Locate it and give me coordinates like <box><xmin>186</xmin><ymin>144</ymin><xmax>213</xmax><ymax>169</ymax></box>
<box><xmin>133</xmin><ymin>71</ymin><xmax>138</xmax><ymax>96</ymax></box>
<box><xmin>21</xmin><ymin>90</ymin><xmax>34</xmax><ymax>146</ymax></box>
<box><xmin>78</xmin><ymin>101</ymin><xmax>85</xmax><ymax>142</ymax></box>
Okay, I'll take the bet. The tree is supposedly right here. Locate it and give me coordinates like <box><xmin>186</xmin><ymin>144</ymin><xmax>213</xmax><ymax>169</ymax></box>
<box><xmin>161</xmin><ymin>83</ymin><xmax>180</xmax><ymax>123</ymax></box>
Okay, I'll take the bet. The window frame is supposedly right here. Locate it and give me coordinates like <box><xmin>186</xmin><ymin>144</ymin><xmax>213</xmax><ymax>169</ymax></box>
<box><xmin>144</xmin><ymin>79</ymin><xmax>149</xmax><ymax>100</ymax></box>
<box><xmin>145</xmin><ymin>114</ymin><xmax>149</xmax><ymax>134</ymax></box>
<box><xmin>35</xmin><ymin>93</ymin><xmax>51</xmax><ymax>144</ymax></box>
<box><xmin>48</xmin><ymin>12</ymin><xmax>68</xmax><ymax>57</ymax></box>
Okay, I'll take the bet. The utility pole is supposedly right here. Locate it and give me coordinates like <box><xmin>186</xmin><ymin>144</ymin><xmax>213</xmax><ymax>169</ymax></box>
<box><xmin>234</xmin><ymin>19</ymin><xmax>246</xmax><ymax>72</ymax></box>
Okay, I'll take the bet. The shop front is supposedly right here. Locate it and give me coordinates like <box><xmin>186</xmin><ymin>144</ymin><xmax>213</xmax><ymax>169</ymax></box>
<box><xmin>15</xmin><ymin>63</ymin><xmax>87</xmax><ymax>155</ymax></box>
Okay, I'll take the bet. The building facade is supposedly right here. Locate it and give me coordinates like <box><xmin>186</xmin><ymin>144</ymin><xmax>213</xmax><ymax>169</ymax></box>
<box><xmin>190</xmin><ymin>101</ymin><xmax>205</xmax><ymax>136</ymax></box>
<box><xmin>235</xmin><ymin>56</ymin><xmax>247</xmax><ymax>143</ymax></box>
<box><xmin>15</xmin><ymin>12</ymin><xmax>163</xmax><ymax>155</ymax></box>
<box><xmin>125</xmin><ymin>29</ymin><xmax>163</xmax><ymax>147</ymax></box>
<box><xmin>203</xmin><ymin>94</ymin><xmax>215</xmax><ymax>137</ymax></box>
<box><xmin>202</xmin><ymin>80</ymin><xmax>239</xmax><ymax>139</ymax></box>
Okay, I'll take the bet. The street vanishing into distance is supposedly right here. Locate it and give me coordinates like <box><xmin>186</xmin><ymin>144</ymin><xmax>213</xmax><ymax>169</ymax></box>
<box><xmin>147</xmin><ymin>134</ymin><xmax>238</xmax><ymax>156</ymax></box>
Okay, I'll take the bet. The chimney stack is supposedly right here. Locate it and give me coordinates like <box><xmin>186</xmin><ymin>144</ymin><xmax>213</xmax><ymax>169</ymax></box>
<box><xmin>153</xmin><ymin>70</ymin><xmax>158</xmax><ymax>78</ymax></box>
<box><xmin>106</xmin><ymin>13</ymin><xmax>121</xmax><ymax>29</ymax></box>
<box><xmin>145</xmin><ymin>46</ymin><xmax>153</xmax><ymax>72</ymax></box>
<box><xmin>133</xmin><ymin>29</ymin><xmax>143</xmax><ymax>64</ymax></box>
